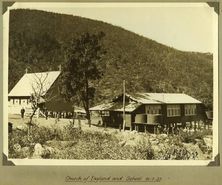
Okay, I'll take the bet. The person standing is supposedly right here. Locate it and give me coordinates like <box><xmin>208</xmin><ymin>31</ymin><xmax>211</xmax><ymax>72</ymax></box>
<box><xmin>45</xmin><ymin>108</ymin><xmax>48</xmax><ymax>120</ymax></box>
<box><xmin>21</xmin><ymin>107</ymin><xmax>25</xmax><ymax>119</ymax></box>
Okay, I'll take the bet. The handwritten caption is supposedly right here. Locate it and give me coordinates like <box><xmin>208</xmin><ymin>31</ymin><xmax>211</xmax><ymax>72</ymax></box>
<box><xmin>65</xmin><ymin>176</ymin><xmax>162</xmax><ymax>183</ymax></box>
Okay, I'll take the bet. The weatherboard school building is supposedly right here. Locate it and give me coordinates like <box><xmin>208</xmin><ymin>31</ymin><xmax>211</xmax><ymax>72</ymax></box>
<box><xmin>90</xmin><ymin>93</ymin><xmax>207</xmax><ymax>132</ymax></box>
<box><xmin>8</xmin><ymin>71</ymin><xmax>85</xmax><ymax>117</ymax></box>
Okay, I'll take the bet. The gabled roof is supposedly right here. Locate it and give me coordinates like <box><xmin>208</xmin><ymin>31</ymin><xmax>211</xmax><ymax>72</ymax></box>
<box><xmin>74</xmin><ymin>106</ymin><xmax>86</xmax><ymax>114</ymax></box>
<box><xmin>89</xmin><ymin>101</ymin><xmax>141</xmax><ymax>112</ymax></box>
<box><xmin>90</xmin><ymin>92</ymin><xmax>201</xmax><ymax>112</ymax></box>
<box><xmin>9</xmin><ymin>71</ymin><xmax>61</xmax><ymax>97</ymax></box>
<box><xmin>129</xmin><ymin>93</ymin><xmax>201</xmax><ymax>104</ymax></box>
<box><xmin>89</xmin><ymin>102</ymin><xmax>114</xmax><ymax>111</ymax></box>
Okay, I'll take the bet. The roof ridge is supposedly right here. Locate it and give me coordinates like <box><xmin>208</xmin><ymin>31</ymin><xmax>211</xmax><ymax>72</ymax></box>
<box><xmin>124</xmin><ymin>92</ymin><xmax>201</xmax><ymax>104</ymax></box>
<box><xmin>26</xmin><ymin>70</ymin><xmax>61</xmax><ymax>75</ymax></box>
<box><xmin>8</xmin><ymin>71</ymin><xmax>61</xmax><ymax>97</ymax></box>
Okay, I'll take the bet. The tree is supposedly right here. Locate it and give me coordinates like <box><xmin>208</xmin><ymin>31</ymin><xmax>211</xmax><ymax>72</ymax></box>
<box><xmin>60</xmin><ymin>32</ymin><xmax>106</xmax><ymax>126</ymax></box>
<box><xmin>27</xmin><ymin>72</ymin><xmax>57</xmax><ymax>136</ymax></box>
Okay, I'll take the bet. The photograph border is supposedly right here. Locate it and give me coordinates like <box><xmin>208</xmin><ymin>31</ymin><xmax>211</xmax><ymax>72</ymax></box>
<box><xmin>0</xmin><ymin>0</ymin><xmax>222</xmax><ymax>184</ymax></box>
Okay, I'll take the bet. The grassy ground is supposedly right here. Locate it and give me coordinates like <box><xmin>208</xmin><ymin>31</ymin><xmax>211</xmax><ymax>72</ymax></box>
<box><xmin>9</xmin><ymin>114</ymin><xmax>108</xmax><ymax>132</ymax></box>
<box><xmin>8</xmin><ymin>114</ymin><xmax>213</xmax><ymax>160</ymax></box>
<box><xmin>9</xmin><ymin>114</ymin><xmax>75</xmax><ymax>128</ymax></box>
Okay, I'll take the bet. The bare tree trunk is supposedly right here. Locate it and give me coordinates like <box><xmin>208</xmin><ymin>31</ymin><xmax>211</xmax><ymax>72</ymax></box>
<box><xmin>86</xmin><ymin>110</ymin><xmax>91</xmax><ymax>127</ymax></box>
<box><xmin>72</xmin><ymin>107</ymin><xmax>75</xmax><ymax>126</ymax></box>
<box><xmin>78</xmin><ymin>117</ymin><xmax>82</xmax><ymax>130</ymax></box>
<box><xmin>85</xmin><ymin>76</ymin><xmax>91</xmax><ymax>127</ymax></box>
<box><xmin>27</xmin><ymin>107</ymin><xmax>37</xmax><ymax>140</ymax></box>
<box><xmin>29</xmin><ymin>108</ymin><xmax>37</xmax><ymax>124</ymax></box>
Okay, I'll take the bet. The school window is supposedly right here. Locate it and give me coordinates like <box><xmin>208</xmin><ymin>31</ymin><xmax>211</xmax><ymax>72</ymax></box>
<box><xmin>185</xmin><ymin>104</ymin><xmax>196</xmax><ymax>116</ymax></box>
<box><xmin>101</xmin><ymin>111</ymin><xmax>110</xmax><ymax>117</ymax></box>
<box><xmin>146</xmin><ymin>105</ymin><xmax>161</xmax><ymax>114</ymax></box>
<box><xmin>9</xmin><ymin>99</ymin><xmax>14</xmax><ymax>104</ymax></box>
<box><xmin>167</xmin><ymin>105</ymin><xmax>181</xmax><ymax>117</ymax></box>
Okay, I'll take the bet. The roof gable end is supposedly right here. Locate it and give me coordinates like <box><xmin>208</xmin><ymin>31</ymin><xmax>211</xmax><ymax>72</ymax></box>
<box><xmin>8</xmin><ymin>71</ymin><xmax>61</xmax><ymax>97</ymax></box>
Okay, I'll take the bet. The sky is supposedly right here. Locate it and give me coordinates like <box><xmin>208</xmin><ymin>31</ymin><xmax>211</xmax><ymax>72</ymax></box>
<box><xmin>10</xmin><ymin>2</ymin><xmax>217</xmax><ymax>53</ymax></box>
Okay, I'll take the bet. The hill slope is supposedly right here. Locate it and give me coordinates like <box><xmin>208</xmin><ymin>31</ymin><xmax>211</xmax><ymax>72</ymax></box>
<box><xmin>9</xmin><ymin>9</ymin><xmax>213</xmax><ymax>108</ymax></box>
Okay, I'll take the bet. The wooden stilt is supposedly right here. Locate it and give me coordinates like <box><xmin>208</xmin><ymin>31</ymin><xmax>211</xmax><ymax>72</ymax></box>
<box><xmin>78</xmin><ymin>118</ymin><xmax>81</xmax><ymax>130</ymax></box>
<box><xmin>122</xmin><ymin>80</ymin><xmax>126</xmax><ymax>131</ymax></box>
<box><xmin>172</xmin><ymin>123</ymin><xmax>175</xmax><ymax>135</ymax></box>
<box><xmin>154</xmin><ymin>126</ymin><xmax>156</xmax><ymax>134</ymax></box>
<box><xmin>194</xmin><ymin>121</ymin><xmax>197</xmax><ymax>132</ymax></box>
<box><xmin>167</xmin><ymin>125</ymin><xmax>169</xmax><ymax>135</ymax></box>
<box><xmin>119</xmin><ymin>123</ymin><xmax>122</xmax><ymax>131</ymax></box>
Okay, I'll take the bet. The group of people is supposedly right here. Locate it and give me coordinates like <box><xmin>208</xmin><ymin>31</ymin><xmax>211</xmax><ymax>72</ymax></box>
<box><xmin>157</xmin><ymin>122</ymin><xmax>203</xmax><ymax>135</ymax></box>
<box><xmin>20</xmin><ymin>107</ymin><xmax>76</xmax><ymax>120</ymax></box>
<box><xmin>160</xmin><ymin>124</ymin><xmax>181</xmax><ymax>135</ymax></box>
<box><xmin>44</xmin><ymin>110</ymin><xmax>75</xmax><ymax>120</ymax></box>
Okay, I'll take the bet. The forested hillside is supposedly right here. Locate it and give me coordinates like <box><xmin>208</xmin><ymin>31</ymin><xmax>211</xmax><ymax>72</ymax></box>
<box><xmin>9</xmin><ymin>9</ymin><xmax>213</xmax><ymax>108</ymax></box>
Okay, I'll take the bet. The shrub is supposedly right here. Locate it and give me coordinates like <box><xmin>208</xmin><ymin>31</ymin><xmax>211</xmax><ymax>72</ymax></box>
<box><xmin>28</xmin><ymin>125</ymin><xmax>55</xmax><ymax>144</ymax></box>
<box><xmin>57</xmin><ymin>123</ymin><xmax>82</xmax><ymax>141</ymax></box>
<box><xmin>9</xmin><ymin>122</ymin><xmax>210</xmax><ymax>160</ymax></box>
<box><xmin>162</xmin><ymin>145</ymin><xmax>191</xmax><ymax>160</ymax></box>
<box><xmin>8</xmin><ymin>129</ymin><xmax>31</xmax><ymax>158</ymax></box>
<box><xmin>180</xmin><ymin>129</ymin><xmax>213</xmax><ymax>143</ymax></box>
<box><xmin>8</xmin><ymin>124</ymin><xmax>55</xmax><ymax>158</ymax></box>
<box><xmin>9</xmin><ymin>129</ymin><xmax>28</xmax><ymax>147</ymax></box>
<box><xmin>49</xmin><ymin>130</ymin><xmax>155</xmax><ymax>160</ymax></box>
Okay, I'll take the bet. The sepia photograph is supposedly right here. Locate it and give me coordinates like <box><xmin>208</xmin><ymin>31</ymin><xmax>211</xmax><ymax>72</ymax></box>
<box><xmin>2</xmin><ymin>2</ymin><xmax>218</xmax><ymax>165</ymax></box>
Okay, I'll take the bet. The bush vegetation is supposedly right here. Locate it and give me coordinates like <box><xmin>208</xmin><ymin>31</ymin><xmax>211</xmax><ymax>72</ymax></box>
<box><xmin>50</xmin><ymin>123</ymin><xmax>154</xmax><ymax>160</ymax></box>
<box><xmin>8</xmin><ymin>123</ymin><xmax>212</xmax><ymax>160</ymax></box>
<box><xmin>179</xmin><ymin>129</ymin><xmax>212</xmax><ymax>143</ymax></box>
<box><xmin>9</xmin><ymin>9</ymin><xmax>213</xmax><ymax>109</ymax></box>
<box><xmin>8</xmin><ymin>125</ymin><xmax>55</xmax><ymax>158</ymax></box>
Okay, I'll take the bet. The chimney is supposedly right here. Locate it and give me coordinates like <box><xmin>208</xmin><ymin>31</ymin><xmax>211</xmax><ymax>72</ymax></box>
<box><xmin>25</xmin><ymin>68</ymin><xmax>28</xmax><ymax>74</ymax></box>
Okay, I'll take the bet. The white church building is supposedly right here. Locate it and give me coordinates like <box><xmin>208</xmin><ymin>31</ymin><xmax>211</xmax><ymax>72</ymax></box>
<box><xmin>8</xmin><ymin>71</ymin><xmax>61</xmax><ymax>115</ymax></box>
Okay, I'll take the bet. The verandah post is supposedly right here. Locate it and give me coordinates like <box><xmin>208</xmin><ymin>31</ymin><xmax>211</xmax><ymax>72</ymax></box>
<box><xmin>122</xmin><ymin>80</ymin><xmax>126</xmax><ymax>131</ymax></box>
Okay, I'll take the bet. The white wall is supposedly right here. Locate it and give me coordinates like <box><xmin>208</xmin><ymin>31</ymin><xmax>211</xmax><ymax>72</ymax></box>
<box><xmin>8</xmin><ymin>98</ymin><xmax>32</xmax><ymax>115</ymax></box>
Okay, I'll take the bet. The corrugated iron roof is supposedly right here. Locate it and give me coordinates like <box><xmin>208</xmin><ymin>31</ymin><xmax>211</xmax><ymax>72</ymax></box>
<box><xmin>109</xmin><ymin>102</ymin><xmax>142</xmax><ymax>112</ymax></box>
<box><xmin>90</xmin><ymin>92</ymin><xmax>201</xmax><ymax>112</ymax></box>
<box><xmin>89</xmin><ymin>102</ymin><xmax>115</xmax><ymax>111</ymax></box>
<box><xmin>131</xmin><ymin>93</ymin><xmax>201</xmax><ymax>104</ymax></box>
<box><xmin>89</xmin><ymin>101</ymin><xmax>141</xmax><ymax>112</ymax></box>
<box><xmin>9</xmin><ymin>71</ymin><xmax>61</xmax><ymax>97</ymax></box>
